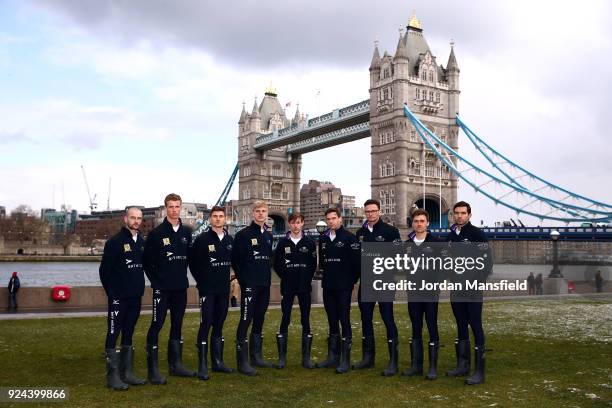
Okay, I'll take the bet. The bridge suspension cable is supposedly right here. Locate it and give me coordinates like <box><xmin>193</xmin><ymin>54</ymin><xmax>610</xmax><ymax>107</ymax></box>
<box><xmin>403</xmin><ymin>105</ymin><xmax>612</xmax><ymax>223</ymax></box>
<box><xmin>456</xmin><ymin>116</ymin><xmax>612</xmax><ymax>212</ymax></box>
<box><xmin>192</xmin><ymin>163</ymin><xmax>239</xmax><ymax>238</ymax></box>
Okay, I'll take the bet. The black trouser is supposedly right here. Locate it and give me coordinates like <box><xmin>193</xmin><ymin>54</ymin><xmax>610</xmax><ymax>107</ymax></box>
<box><xmin>8</xmin><ymin>293</ymin><xmax>17</xmax><ymax>310</ymax></box>
<box><xmin>105</xmin><ymin>297</ymin><xmax>142</xmax><ymax>349</ymax></box>
<box><xmin>323</xmin><ymin>289</ymin><xmax>352</xmax><ymax>338</ymax></box>
<box><xmin>146</xmin><ymin>289</ymin><xmax>187</xmax><ymax>345</ymax></box>
<box><xmin>236</xmin><ymin>285</ymin><xmax>270</xmax><ymax>340</ymax></box>
<box><xmin>450</xmin><ymin>300</ymin><xmax>485</xmax><ymax>347</ymax></box>
<box><xmin>357</xmin><ymin>286</ymin><xmax>398</xmax><ymax>338</ymax></box>
<box><xmin>279</xmin><ymin>291</ymin><xmax>311</xmax><ymax>335</ymax></box>
<box><xmin>197</xmin><ymin>292</ymin><xmax>229</xmax><ymax>343</ymax></box>
<box><xmin>408</xmin><ymin>301</ymin><xmax>439</xmax><ymax>342</ymax></box>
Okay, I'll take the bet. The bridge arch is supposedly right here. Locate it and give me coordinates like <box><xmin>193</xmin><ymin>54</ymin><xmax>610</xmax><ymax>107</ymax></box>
<box><xmin>413</xmin><ymin>194</ymin><xmax>450</xmax><ymax>228</ymax></box>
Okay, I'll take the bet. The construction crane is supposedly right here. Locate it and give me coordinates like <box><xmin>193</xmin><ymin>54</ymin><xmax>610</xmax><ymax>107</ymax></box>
<box><xmin>80</xmin><ymin>165</ymin><xmax>98</xmax><ymax>213</ymax></box>
<box><xmin>106</xmin><ymin>178</ymin><xmax>112</xmax><ymax>210</ymax></box>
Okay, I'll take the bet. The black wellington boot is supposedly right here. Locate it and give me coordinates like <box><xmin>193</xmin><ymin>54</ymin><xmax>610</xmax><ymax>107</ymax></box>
<box><xmin>236</xmin><ymin>339</ymin><xmax>257</xmax><ymax>376</ymax></box>
<box><xmin>352</xmin><ymin>336</ymin><xmax>375</xmax><ymax>369</ymax></box>
<box><xmin>146</xmin><ymin>344</ymin><xmax>167</xmax><ymax>385</ymax></box>
<box><xmin>465</xmin><ymin>346</ymin><xmax>485</xmax><ymax>385</ymax></box>
<box><xmin>168</xmin><ymin>339</ymin><xmax>196</xmax><ymax>377</ymax></box>
<box><xmin>105</xmin><ymin>349</ymin><xmax>129</xmax><ymax>390</ymax></box>
<box><xmin>382</xmin><ymin>338</ymin><xmax>399</xmax><ymax>376</ymax></box>
<box><xmin>446</xmin><ymin>339</ymin><xmax>471</xmax><ymax>377</ymax></box>
<box><xmin>196</xmin><ymin>341</ymin><xmax>209</xmax><ymax>380</ymax></box>
<box><xmin>249</xmin><ymin>333</ymin><xmax>273</xmax><ymax>368</ymax></box>
<box><xmin>401</xmin><ymin>338</ymin><xmax>423</xmax><ymax>377</ymax></box>
<box><xmin>301</xmin><ymin>333</ymin><xmax>315</xmax><ymax>369</ymax></box>
<box><xmin>316</xmin><ymin>334</ymin><xmax>340</xmax><ymax>368</ymax></box>
<box><xmin>426</xmin><ymin>342</ymin><xmax>439</xmax><ymax>380</ymax></box>
<box><xmin>335</xmin><ymin>337</ymin><xmax>352</xmax><ymax>374</ymax></box>
<box><xmin>276</xmin><ymin>333</ymin><xmax>287</xmax><ymax>369</ymax></box>
<box><xmin>119</xmin><ymin>346</ymin><xmax>146</xmax><ymax>385</ymax></box>
<box><xmin>211</xmin><ymin>337</ymin><xmax>233</xmax><ymax>373</ymax></box>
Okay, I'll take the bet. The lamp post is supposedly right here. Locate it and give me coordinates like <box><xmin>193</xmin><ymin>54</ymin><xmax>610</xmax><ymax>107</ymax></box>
<box><xmin>314</xmin><ymin>220</ymin><xmax>327</xmax><ymax>280</ymax></box>
<box><xmin>548</xmin><ymin>230</ymin><xmax>562</xmax><ymax>278</ymax></box>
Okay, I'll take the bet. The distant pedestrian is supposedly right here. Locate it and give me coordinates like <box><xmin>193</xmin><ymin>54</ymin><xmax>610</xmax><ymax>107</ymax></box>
<box><xmin>7</xmin><ymin>272</ymin><xmax>20</xmax><ymax>312</ymax></box>
<box><xmin>527</xmin><ymin>272</ymin><xmax>535</xmax><ymax>295</ymax></box>
<box><xmin>535</xmin><ymin>273</ymin><xmax>543</xmax><ymax>295</ymax></box>
<box><xmin>595</xmin><ymin>270</ymin><xmax>604</xmax><ymax>293</ymax></box>
<box><xmin>230</xmin><ymin>277</ymin><xmax>240</xmax><ymax>307</ymax></box>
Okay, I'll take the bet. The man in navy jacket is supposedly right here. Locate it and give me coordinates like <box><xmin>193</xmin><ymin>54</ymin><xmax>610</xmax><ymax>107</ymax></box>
<box><xmin>402</xmin><ymin>209</ymin><xmax>442</xmax><ymax>380</ymax></box>
<box><xmin>316</xmin><ymin>208</ymin><xmax>360</xmax><ymax>374</ymax></box>
<box><xmin>189</xmin><ymin>205</ymin><xmax>235</xmax><ymax>379</ymax></box>
<box><xmin>144</xmin><ymin>193</ymin><xmax>195</xmax><ymax>384</ymax></box>
<box><xmin>273</xmin><ymin>212</ymin><xmax>317</xmax><ymax>369</ymax></box>
<box><xmin>231</xmin><ymin>200</ymin><xmax>274</xmax><ymax>376</ymax></box>
<box><xmin>445</xmin><ymin>201</ymin><xmax>489</xmax><ymax>385</ymax></box>
<box><xmin>99</xmin><ymin>207</ymin><xmax>147</xmax><ymax>390</ymax></box>
<box><xmin>354</xmin><ymin>199</ymin><xmax>402</xmax><ymax>376</ymax></box>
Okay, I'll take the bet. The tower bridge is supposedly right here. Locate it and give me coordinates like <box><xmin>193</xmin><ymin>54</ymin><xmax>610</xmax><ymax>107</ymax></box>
<box><xmin>205</xmin><ymin>13</ymin><xmax>611</xmax><ymax>236</ymax></box>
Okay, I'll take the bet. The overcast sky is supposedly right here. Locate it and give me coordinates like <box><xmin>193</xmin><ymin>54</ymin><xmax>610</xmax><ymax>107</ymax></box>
<box><xmin>1</xmin><ymin>0</ymin><xmax>610</xmax><ymax>225</ymax></box>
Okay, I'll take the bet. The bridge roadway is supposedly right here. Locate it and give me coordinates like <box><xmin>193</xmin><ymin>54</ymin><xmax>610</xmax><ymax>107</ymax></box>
<box><xmin>254</xmin><ymin>99</ymin><xmax>370</xmax><ymax>151</ymax></box>
<box><xmin>269</xmin><ymin>226</ymin><xmax>612</xmax><ymax>242</ymax></box>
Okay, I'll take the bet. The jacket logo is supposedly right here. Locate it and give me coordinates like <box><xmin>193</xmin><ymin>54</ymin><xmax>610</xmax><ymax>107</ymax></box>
<box><xmin>285</xmin><ymin>259</ymin><xmax>290</xmax><ymax>264</ymax></box>
<box><xmin>181</xmin><ymin>237</ymin><xmax>188</xmax><ymax>244</ymax></box>
<box><xmin>166</xmin><ymin>251</ymin><xmax>174</xmax><ymax>257</ymax></box>
<box><xmin>210</xmin><ymin>257</ymin><xmax>217</xmax><ymax>262</ymax></box>
<box><xmin>112</xmin><ymin>300</ymin><xmax>119</xmax><ymax>305</ymax></box>
<box><xmin>350</xmin><ymin>243</ymin><xmax>360</xmax><ymax>250</ymax></box>
<box><xmin>375</xmin><ymin>235</ymin><xmax>385</xmax><ymax>242</ymax></box>
<box><xmin>251</xmin><ymin>238</ymin><xmax>258</xmax><ymax>246</ymax></box>
<box><xmin>125</xmin><ymin>259</ymin><xmax>132</xmax><ymax>265</ymax></box>
<box><xmin>285</xmin><ymin>247</ymin><xmax>291</xmax><ymax>254</ymax></box>
<box><xmin>123</xmin><ymin>244</ymin><xmax>131</xmax><ymax>252</ymax></box>
<box><xmin>162</xmin><ymin>238</ymin><xmax>171</xmax><ymax>246</ymax></box>
<box><xmin>253</xmin><ymin>250</ymin><xmax>259</xmax><ymax>256</ymax></box>
<box><xmin>299</xmin><ymin>246</ymin><xmax>309</xmax><ymax>253</ymax></box>
<box><xmin>208</xmin><ymin>244</ymin><xmax>216</xmax><ymax>252</ymax></box>
<box><xmin>335</xmin><ymin>241</ymin><xmax>345</xmax><ymax>247</ymax></box>
<box><xmin>227</xmin><ymin>244</ymin><xmax>232</xmax><ymax>250</ymax></box>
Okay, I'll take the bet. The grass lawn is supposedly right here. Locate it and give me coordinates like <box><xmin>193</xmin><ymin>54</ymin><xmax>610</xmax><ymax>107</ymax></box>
<box><xmin>0</xmin><ymin>299</ymin><xmax>611</xmax><ymax>407</ymax></box>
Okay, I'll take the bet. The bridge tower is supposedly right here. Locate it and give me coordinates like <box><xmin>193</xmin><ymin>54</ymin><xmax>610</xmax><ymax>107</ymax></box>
<box><xmin>369</xmin><ymin>13</ymin><xmax>459</xmax><ymax>233</ymax></box>
<box><xmin>234</xmin><ymin>86</ymin><xmax>303</xmax><ymax>232</ymax></box>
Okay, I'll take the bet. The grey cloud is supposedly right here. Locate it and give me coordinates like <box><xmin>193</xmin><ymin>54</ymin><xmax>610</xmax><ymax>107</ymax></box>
<box><xmin>0</xmin><ymin>130</ymin><xmax>33</xmax><ymax>144</ymax></box>
<box><xmin>61</xmin><ymin>132</ymin><xmax>103</xmax><ymax>150</ymax></box>
<box><xmin>33</xmin><ymin>0</ymin><xmax>509</xmax><ymax>69</ymax></box>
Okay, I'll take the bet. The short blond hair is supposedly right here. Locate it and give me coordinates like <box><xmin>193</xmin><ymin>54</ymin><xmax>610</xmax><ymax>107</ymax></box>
<box><xmin>252</xmin><ymin>200</ymin><xmax>268</xmax><ymax>210</ymax></box>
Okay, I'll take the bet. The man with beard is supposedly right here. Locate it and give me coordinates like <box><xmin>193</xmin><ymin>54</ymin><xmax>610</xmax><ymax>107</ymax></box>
<box><xmin>446</xmin><ymin>201</ymin><xmax>489</xmax><ymax>385</ymax></box>
<box><xmin>99</xmin><ymin>207</ymin><xmax>147</xmax><ymax>390</ymax></box>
